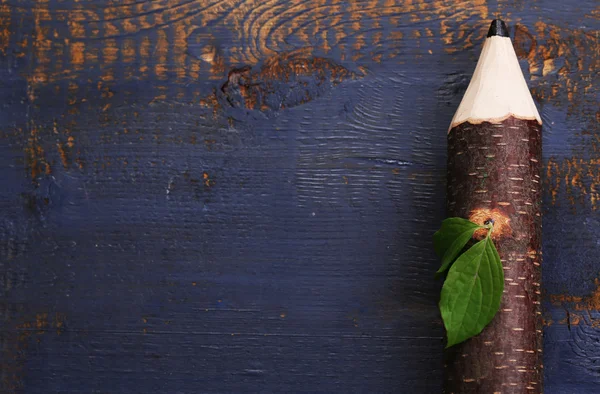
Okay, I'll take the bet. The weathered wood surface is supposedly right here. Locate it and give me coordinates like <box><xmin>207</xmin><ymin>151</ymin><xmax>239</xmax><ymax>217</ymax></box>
<box><xmin>0</xmin><ymin>0</ymin><xmax>598</xmax><ymax>392</ymax></box>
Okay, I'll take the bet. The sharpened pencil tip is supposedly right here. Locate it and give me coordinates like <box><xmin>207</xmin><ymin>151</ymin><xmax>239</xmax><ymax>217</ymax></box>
<box><xmin>487</xmin><ymin>19</ymin><xmax>509</xmax><ymax>38</ymax></box>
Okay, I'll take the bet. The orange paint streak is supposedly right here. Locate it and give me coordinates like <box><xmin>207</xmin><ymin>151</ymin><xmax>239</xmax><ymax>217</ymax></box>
<box><xmin>0</xmin><ymin>3</ymin><xmax>11</xmax><ymax>56</ymax></box>
<box><xmin>5</xmin><ymin>312</ymin><xmax>68</xmax><ymax>389</ymax></box>
<box><xmin>153</xmin><ymin>5</ymin><xmax>165</xmax><ymax>27</ymax></box>
<box><xmin>103</xmin><ymin>39</ymin><xmax>118</xmax><ymax>65</ymax></box>
<box><xmin>103</xmin><ymin>5</ymin><xmax>119</xmax><ymax>38</ymax></box>
<box><xmin>103</xmin><ymin>2</ymin><xmax>131</xmax><ymax>24</ymax></box>
<box><xmin>321</xmin><ymin>29</ymin><xmax>331</xmax><ymax>54</ymax></box>
<box><xmin>526</xmin><ymin>22</ymin><xmax>598</xmax><ymax>116</ymax></box>
<box><xmin>546</xmin><ymin>157</ymin><xmax>600</xmax><ymax>210</ymax></box>
<box><xmin>210</xmin><ymin>54</ymin><xmax>226</xmax><ymax>80</ymax></box>
<box><xmin>123</xmin><ymin>38</ymin><xmax>135</xmax><ymax>63</ymax></box>
<box><xmin>85</xmin><ymin>46</ymin><xmax>99</xmax><ymax>65</ymax></box>
<box><xmin>155</xmin><ymin>29</ymin><xmax>168</xmax><ymax>80</ymax></box>
<box><xmin>24</xmin><ymin>123</ymin><xmax>50</xmax><ymax>181</ymax></box>
<box><xmin>546</xmin><ymin>158</ymin><xmax>559</xmax><ymax>206</ymax></box>
<box><xmin>198</xmin><ymin>90</ymin><xmax>220</xmax><ymax>118</ymax></box>
<box><xmin>514</xmin><ymin>24</ymin><xmax>538</xmax><ymax>76</ymax></box>
<box><xmin>151</xmin><ymin>94</ymin><xmax>167</xmax><ymax>104</ymax></box>
<box><xmin>101</xmin><ymin>69</ymin><xmax>114</xmax><ymax>82</ymax></box>
<box><xmin>353</xmin><ymin>33</ymin><xmax>366</xmax><ymax>52</ymax></box>
<box><xmin>173</xmin><ymin>22</ymin><xmax>189</xmax><ymax>82</ymax></box>
<box><xmin>68</xmin><ymin>10</ymin><xmax>86</xmax><ymax>39</ymax></box>
<box><xmin>138</xmin><ymin>34</ymin><xmax>151</xmax><ymax>77</ymax></box>
<box><xmin>189</xmin><ymin>59</ymin><xmax>201</xmax><ymax>80</ymax></box>
<box><xmin>123</xmin><ymin>19</ymin><xmax>137</xmax><ymax>34</ymax></box>
<box><xmin>137</xmin><ymin>11</ymin><xmax>151</xmax><ymax>31</ymax></box>
<box><xmin>32</xmin><ymin>0</ymin><xmax>52</xmax><ymax>84</ymax></box>
<box><xmin>57</xmin><ymin>142</ymin><xmax>69</xmax><ymax>168</ymax></box>
<box><xmin>551</xmin><ymin>278</ymin><xmax>600</xmax><ymax>313</ymax></box>
<box><xmin>472</xmin><ymin>0</ymin><xmax>488</xmax><ymax>19</ymax></box>
<box><xmin>70</xmin><ymin>42</ymin><xmax>85</xmax><ymax>69</ymax></box>
<box><xmin>435</xmin><ymin>1</ymin><xmax>488</xmax><ymax>54</ymax></box>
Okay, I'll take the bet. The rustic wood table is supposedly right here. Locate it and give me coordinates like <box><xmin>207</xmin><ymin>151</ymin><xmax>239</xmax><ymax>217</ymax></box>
<box><xmin>1</xmin><ymin>1</ymin><xmax>598</xmax><ymax>392</ymax></box>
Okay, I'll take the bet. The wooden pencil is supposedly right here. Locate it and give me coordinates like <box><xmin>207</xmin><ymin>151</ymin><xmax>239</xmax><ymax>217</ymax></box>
<box><xmin>444</xmin><ymin>19</ymin><xmax>543</xmax><ymax>393</ymax></box>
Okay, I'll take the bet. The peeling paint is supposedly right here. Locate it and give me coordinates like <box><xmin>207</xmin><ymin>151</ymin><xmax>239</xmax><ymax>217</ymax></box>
<box><xmin>219</xmin><ymin>48</ymin><xmax>361</xmax><ymax>113</ymax></box>
<box><xmin>0</xmin><ymin>3</ymin><xmax>11</xmax><ymax>56</ymax></box>
<box><xmin>545</xmin><ymin>157</ymin><xmax>600</xmax><ymax>210</ymax></box>
<box><xmin>519</xmin><ymin>23</ymin><xmax>599</xmax><ymax>134</ymax></box>
<box><xmin>24</xmin><ymin>124</ymin><xmax>51</xmax><ymax>182</ymax></box>
<box><xmin>551</xmin><ymin>278</ymin><xmax>600</xmax><ymax>313</ymax></box>
<box><xmin>2</xmin><ymin>312</ymin><xmax>67</xmax><ymax>390</ymax></box>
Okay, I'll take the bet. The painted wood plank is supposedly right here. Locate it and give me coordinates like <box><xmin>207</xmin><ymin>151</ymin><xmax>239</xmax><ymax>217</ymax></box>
<box><xmin>0</xmin><ymin>0</ymin><xmax>598</xmax><ymax>392</ymax></box>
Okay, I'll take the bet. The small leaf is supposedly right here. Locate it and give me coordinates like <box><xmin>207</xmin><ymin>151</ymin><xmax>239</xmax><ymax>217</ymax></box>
<box><xmin>439</xmin><ymin>237</ymin><xmax>504</xmax><ymax>347</ymax></box>
<box><xmin>433</xmin><ymin>218</ymin><xmax>482</xmax><ymax>275</ymax></box>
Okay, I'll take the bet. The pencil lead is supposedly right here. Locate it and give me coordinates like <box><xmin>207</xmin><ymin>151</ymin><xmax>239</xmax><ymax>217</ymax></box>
<box><xmin>487</xmin><ymin>19</ymin><xmax>509</xmax><ymax>38</ymax></box>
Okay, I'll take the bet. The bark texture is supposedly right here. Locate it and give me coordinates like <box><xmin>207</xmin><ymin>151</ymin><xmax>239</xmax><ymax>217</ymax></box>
<box><xmin>445</xmin><ymin>117</ymin><xmax>543</xmax><ymax>393</ymax></box>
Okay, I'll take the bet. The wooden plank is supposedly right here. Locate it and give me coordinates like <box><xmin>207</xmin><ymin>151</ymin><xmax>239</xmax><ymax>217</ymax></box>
<box><xmin>0</xmin><ymin>0</ymin><xmax>598</xmax><ymax>392</ymax></box>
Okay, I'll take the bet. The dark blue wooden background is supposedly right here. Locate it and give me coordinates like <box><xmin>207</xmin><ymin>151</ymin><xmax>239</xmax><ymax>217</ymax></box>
<box><xmin>1</xmin><ymin>0</ymin><xmax>598</xmax><ymax>392</ymax></box>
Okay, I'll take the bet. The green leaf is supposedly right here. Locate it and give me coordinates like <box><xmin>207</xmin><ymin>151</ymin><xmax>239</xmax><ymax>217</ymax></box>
<box><xmin>433</xmin><ymin>218</ymin><xmax>482</xmax><ymax>275</ymax></box>
<box><xmin>439</xmin><ymin>236</ymin><xmax>504</xmax><ymax>347</ymax></box>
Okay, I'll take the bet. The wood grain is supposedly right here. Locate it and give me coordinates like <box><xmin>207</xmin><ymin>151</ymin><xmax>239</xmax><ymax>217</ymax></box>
<box><xmin>0</xmin><ymin>0</ymin><xmax>599</xmax><ymax>392</ymax></box>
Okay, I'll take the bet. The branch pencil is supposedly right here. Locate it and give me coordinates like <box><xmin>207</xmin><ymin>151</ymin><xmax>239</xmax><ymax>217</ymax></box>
<box><xmin>444</xmin><ymin>19</ymin><xmax>543</xmax><ymax>393</ymax></box>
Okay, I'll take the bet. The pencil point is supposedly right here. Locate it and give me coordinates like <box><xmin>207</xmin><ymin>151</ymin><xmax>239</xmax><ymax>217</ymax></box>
<box><xmin>449</xmin><ymin>17</ymin><xmax>541</xmax><ymax>130</ymax></box>
<box><xmin>487</xmin><ymin>19</ymin><xmax>509</xmax><ymax>38</ymax></box>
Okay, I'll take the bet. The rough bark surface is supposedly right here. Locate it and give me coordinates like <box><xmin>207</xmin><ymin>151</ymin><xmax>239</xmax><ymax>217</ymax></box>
<box><xmin>445</xmin><ymin>117</ymin><xmax>543</xmax><ymax>393</ymax></box>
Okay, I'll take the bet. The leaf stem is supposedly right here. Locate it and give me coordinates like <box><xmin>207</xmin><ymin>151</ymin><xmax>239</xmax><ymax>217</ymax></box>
<box><xmin>484</xmin><ymin>221</ymin><xmax>494</xmax><ymax>239</ymax></box>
